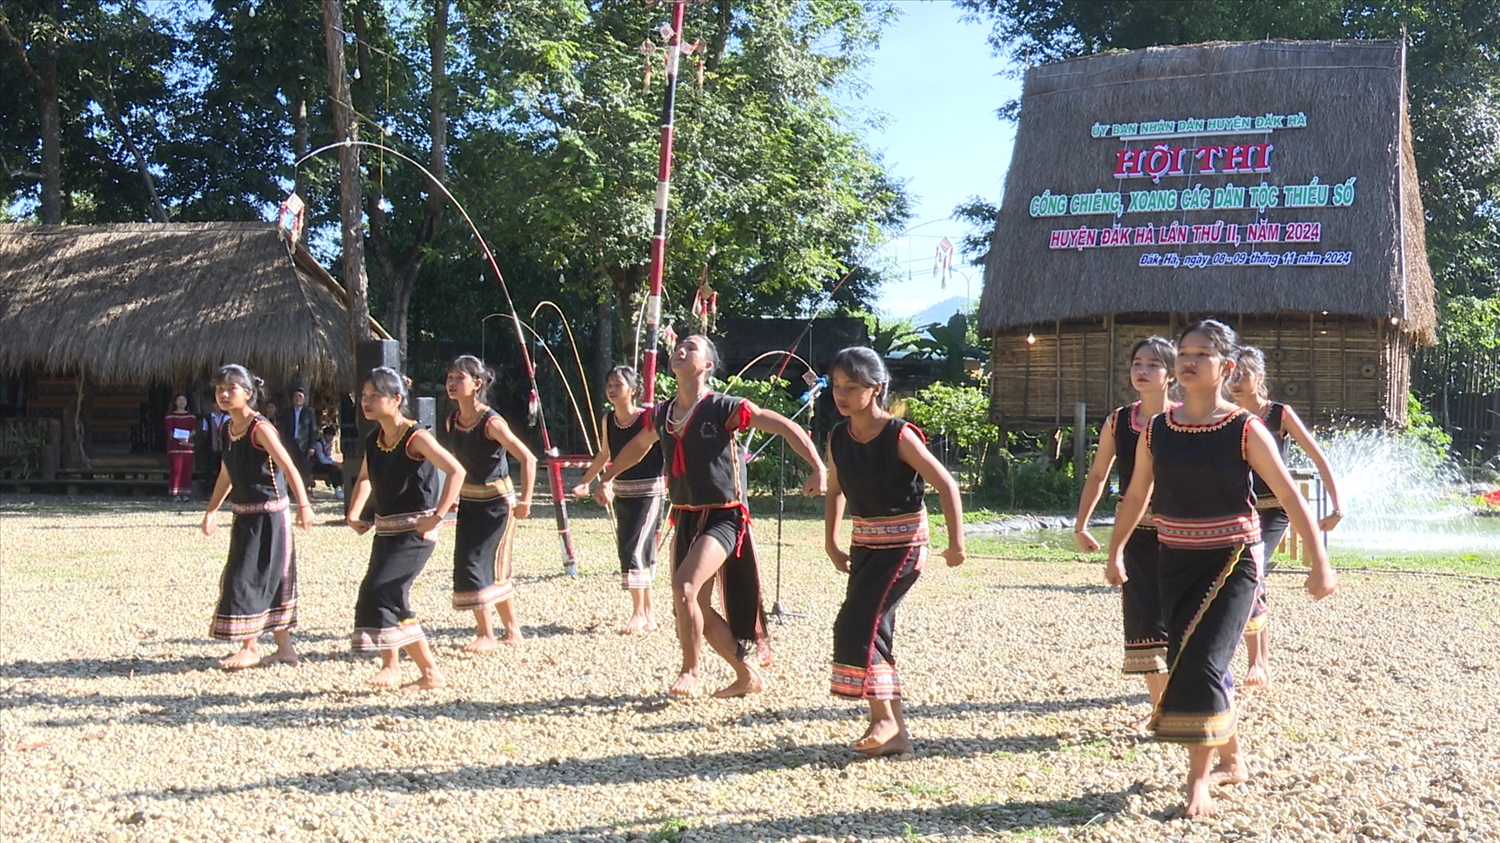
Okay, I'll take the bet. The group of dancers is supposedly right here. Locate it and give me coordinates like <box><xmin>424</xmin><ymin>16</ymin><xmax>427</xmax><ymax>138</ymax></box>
<box><xmin>1074</xmin><ymin>319</ymin><xmax>1342</xmax><ymax>816</ymax></box>
<box><xmin>197</xmin><ymin>319</ymin><xmax>1337</xmax><ymax>816</ymax></box>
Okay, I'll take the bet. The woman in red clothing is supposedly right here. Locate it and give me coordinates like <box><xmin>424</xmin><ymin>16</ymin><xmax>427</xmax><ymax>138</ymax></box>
<box><xmin>164</xmin><ymin>394</ymin><xmax>197</xmax><ymax>501</ymax></box>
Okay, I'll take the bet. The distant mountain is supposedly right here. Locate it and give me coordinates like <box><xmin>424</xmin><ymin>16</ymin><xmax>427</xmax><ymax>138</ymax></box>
<box><xmin>910</xmin><ymin>296</ymin><xmax>967</xmax><ymax>328</ymax></box>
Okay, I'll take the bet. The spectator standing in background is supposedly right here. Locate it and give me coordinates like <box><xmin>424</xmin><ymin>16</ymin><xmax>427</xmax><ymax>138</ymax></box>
<box><xmin>279</xmin><ymin>388</ymin><xmax>317</xmax><ymax>486</ymax></box>
<box><xmin>164</xmin><ymin>394</ymin><xmax>197</xmax><ymax>502</ymax></box>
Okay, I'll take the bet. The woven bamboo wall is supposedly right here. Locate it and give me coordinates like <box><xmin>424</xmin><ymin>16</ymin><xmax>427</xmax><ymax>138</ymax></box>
<box><xmin>989</xmin><ymin>315</ymin><xmax>1410</xmax><ymax>429</ymax></box>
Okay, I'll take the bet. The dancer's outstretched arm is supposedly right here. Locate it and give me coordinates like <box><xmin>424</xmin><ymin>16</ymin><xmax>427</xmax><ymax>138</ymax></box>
<box><xmin>743</xmin><ymin>406</ymin><xmax>825</xmax><ymax>496</ymax></box>
<box><xmin>1280</xmin><ymin>406</ymin><xmax>1344</xmax><ymax>531</ymax></box>
<box><xmin>596</xmin><ymin>425</ymin><xmax>660</xmax><ymax>505</ymax></box>
<box><xmin>1246</xmin><ymin>424</ymin><xmax>1337</xmax><ymax>599</ymax></box>
<box><xmin>896</xmin><ymin>426</ymin><xmax>965</xmax><ymax>567</ymax></box>
<box><xmin>1074</xmin><ymin>412</ymin><xmax>1118</xmax><ymax>552</ymax></box>
<box><xmin>1105</xmin><ymin>433</ymin><xmax>1154</xmax><ymax>587</ymax></box>
<box><xmin>823</xmin><ymin>443</ymin><xmax>848</xmax><ymax>573</ymax></box>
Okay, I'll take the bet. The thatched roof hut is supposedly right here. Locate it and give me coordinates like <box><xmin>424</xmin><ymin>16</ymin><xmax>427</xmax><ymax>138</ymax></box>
<box><xmin>978</xmin><ymin>40</ymin><xmax>1436</xmax><ymax>428</ymax></box>
<box><xmin>0</xmin><ymin>222</ymin><xmax>381</xmax><ymax>392</ymax></box>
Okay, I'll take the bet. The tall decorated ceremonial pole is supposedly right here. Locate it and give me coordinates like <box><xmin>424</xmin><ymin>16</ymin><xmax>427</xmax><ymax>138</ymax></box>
<box><xmin>639</xmin><ymin>0</ymin><xmax>687</xmax><ymax>403</ymax></box>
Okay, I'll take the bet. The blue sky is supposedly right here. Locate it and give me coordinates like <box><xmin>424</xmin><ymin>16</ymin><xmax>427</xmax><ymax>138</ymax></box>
<box><xmin>843</xmin><ymin>0</ymin><xmax>1022</xmax><ymax>317</ymax></box>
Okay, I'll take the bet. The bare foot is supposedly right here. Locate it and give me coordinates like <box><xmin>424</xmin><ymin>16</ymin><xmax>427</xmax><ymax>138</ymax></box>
<box><xmin>401</xmin><ymin>671</ymin><xmax>447</xmax><ymax>691</ymax></box>
<box><xmin>218</xmin><ymin>648</ymin><xmax>262</xmax><ymax>671</ymax></box>
<box><xmin>259</xmin><ymin>649</ymin><xmax>299</xmax><ymax>667</ymax></box>
<box><xmin>1129</xmin><ymin>713</ymin><xmax>1153</xmax><ymax>733</ymax></box>
<box><xmin>1210</xmin><ymin>755</ymin><xmax>1250</xmax><ymax>785</ymax></box>
<box><xmin>1240</xmin><ymin>663</ymin><xmax>1271</xmax><ymax>691</ymax></box>
<box><xmin>619</xmin><ymin>615</ymin><xmax>653</xmax><ymax>635</ymax></box>
<box><xmin>711</xmin><ymin>665</ymin><xmax>765</xmax><ymax>698</ymax></box>
<box><xmin>366</xmin><ymin>665</ymin><xmax>402</xmax><ymax>687</ymax></box>
<box><xmin>668</xmin><ymin>672</ymin><xmax>701</xmax><ymax>697</ymax></box>
<box><xmin>463</xmin><ymin>635</ymin><xmax>500</xmax><ymax>654</ymax></box>
<box><xmin>1184</xmin><ymin>778</ymin><xmax>1216</xmax><ymax>817</ymax></box>
<box><xmin>855</xmin><ymin>727</ymin><xmax>913</xmax><ymax>757</ymax></box>
<box><xmin>498</xmin><ymin>629</ymin><xmax>525</xmax><ymax>647</ymax></box>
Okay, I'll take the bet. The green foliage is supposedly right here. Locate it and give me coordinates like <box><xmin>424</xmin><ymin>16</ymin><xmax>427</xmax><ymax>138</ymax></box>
<box><xmin>722</xmin><ymin>374</ymin><xmax>808</xmax><ymax>489</ymax></box>
<box><xmin>990</xmin><ymin>457</ymin><xmax>1078</xmax><ymax>512</ymax></box>
<box><xmin>903</xmin><ymin>380</ymin><xmax>1000</xmax><ymax>496</ymax></box>
<box><xmin>1</xmin><ymin>0</ymin><xmax>182</xmax><ymax>222</ymax></box>
<box><xmin>1</xmin><ymin>0</ymin><xmax>909</xmax><ymax>389</ymax></box>
<box><xmin>859</xmin><ymin>312</ymin><xmax>921</xmax><ymax>356</ymax></box>
<box><xmin>903</xmin><ymin>381</ymin><xmax>995</xmax><ymax>451</ymax></box>
<box><xmin>951</xmin><ymin>195</ymin><xmax>1001</xmax><ymax>266</ymax></box>
<box><xmin>909</xmin><ymin>311</ymin><xmax>986</xmax><ymax>384</ymax></box>
<box><xmin>1403</xmin><ymin>393</ymin><xmax>1454</xmax><ymax>465</ymax></box>
<box><xmin>0</xmin><ymin>421</ymin><xmax>48</xmax><ymax>479</ymax></box>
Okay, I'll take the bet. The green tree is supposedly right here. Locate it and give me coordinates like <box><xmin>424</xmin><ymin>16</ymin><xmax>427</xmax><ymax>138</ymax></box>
<box><xmin>165</xmin><ymin>0</ymin><xmax>329</xmax><ymax>221</ymax></box>
<box><xmin>910</xmin><ymin>311</ymin><xmax>985</xmax><ymax>383</ymax></box>
<box><xmin>458</xmin><ymin>0</ymin><xmax>909</xmax><ymax>377</ymax></box>
<box><xmin>1</xmin><ymin>0</ymin><xmax>181</xmax><ymax>224</ymax></box>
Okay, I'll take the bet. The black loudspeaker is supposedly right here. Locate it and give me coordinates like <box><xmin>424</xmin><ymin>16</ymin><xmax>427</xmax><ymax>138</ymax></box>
<box><xmin>414</xmin><ymin>396</ymin><xmax>435</xmax><ymax>431</ymax></box>
<box><xmin>343</xmin><ymin>340</ymin><xmax>402</xmax><ymax>514</ymax></box>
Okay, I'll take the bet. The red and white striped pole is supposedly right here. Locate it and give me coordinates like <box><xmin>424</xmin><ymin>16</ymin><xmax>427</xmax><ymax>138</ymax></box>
<box><xmin>640</xmin><ymin>0</ymin><xmax>687</xmax><ymax>404</ymax></box>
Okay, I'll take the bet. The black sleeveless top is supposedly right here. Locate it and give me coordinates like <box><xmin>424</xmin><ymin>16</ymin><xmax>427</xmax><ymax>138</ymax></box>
<box><xmin>1112</xmin><ymin>402</ymin><xmax>1145</xmax><ymax>498</ymax></box>
<box><xmin>1250</xmin><ymin>402</ymin><xmax>1289</xmax><ymax>501</ymax></box>
<box><xmin>830</xmin><ymin>417</ymin><xmax>930</xmax><ymax>548</ymax></box>
<box><xmin>221</xmin><ymin>415</ymin><xmax>284</xmax><ymax>506</ymax></box>
<box><xmin>1146</xmin><ymin>408</ymin><xmax>1262</xmax><ymax>549</ymax></box>
<box><xmin>605</xmin><ymin>408</ymin><xmax>664</xmax><ymax>483</ymax></box>
<box><xmin>364</xmin><ymin>423</ymin><xmax>440</xmax><ymax>531</ymax></box>
<box><xmin>651</xmin><ymin>392</ymin><xmax>750</xmax><ymax>508</ymax></box>
<box><xmin>829</xmin><ymin>418</ymin><xmax>925</xmax><ymax>518</ymax></box>
<box><xmin>445</xmin><ymin>408</ymin><xmax>509</xmax><ymax>484</ymax></box>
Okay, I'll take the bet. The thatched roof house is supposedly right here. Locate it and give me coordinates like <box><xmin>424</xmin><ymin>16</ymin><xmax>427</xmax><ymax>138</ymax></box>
<box><xmin>0</xmin><ymin>222</ymin><xmax>378</xmax><ymax>393</ymax></box>
<box><xmin>978</xmin><ymin>40</ymin><xmax>1435</xmax><ymax>428</ymax></box>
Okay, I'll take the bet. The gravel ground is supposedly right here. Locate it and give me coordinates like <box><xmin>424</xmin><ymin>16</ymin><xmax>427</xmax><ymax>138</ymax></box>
<box><xmin>2</xmin><ymin>492</ymin><xmax>1498</xmax><ymax>843</ymax></box>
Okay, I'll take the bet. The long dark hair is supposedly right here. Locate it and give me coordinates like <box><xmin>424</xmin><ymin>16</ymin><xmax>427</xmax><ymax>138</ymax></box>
<box><xmin>605</xmin><ymin>365</ymin><xmax>642</xmax><ymax>402</ymax></box>
<box><xmin>830</xmin><ymin>346</ymin><xmax>891</xmax><ymax>409</ymax></box>
<box><xmin>214</xmin><ymin>364</ymin><xmax>262</xmax><ymax>409</ymax></box>
<box><xmin>1178</xmin><ymin>319</ymin><xmax>1240</xmax><ymax>393</ymax></box>
<box><xmin>366</xmin><ymin>366</ymin><xmax>412</xmax><ymax>418</ymax></box>
<box><xmin>448</xmin><ymin>354</ymin><xmax>494</xmax><ymax>403</ymax></box>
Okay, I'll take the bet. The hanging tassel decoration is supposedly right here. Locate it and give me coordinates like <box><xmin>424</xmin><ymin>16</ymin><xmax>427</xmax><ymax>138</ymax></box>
<box><xmin>277</xmin><ymin>193</ymin><xmax>306</xmax><ymax>243</ymax></box>
<box><xmin>933</xmin><ymin>236</ymin><xmax>955</xmax><ymax>290</ymax></box>
<box><xmin>639</xmin><ymin>40</ymin><xmax>656</xmax><ymax>93</ymax></box>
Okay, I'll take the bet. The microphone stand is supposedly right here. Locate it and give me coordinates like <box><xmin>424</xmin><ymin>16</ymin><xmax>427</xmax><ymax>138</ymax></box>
<box><xmin>768</xmin><ymin>378</ymin><xmax>824</xmax><ymax>622</ymax></box>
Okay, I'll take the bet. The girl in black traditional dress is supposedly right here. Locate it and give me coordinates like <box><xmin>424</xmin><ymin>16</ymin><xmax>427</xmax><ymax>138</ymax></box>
<box><xmin>1108</xmin><ymin>320</ymin><xmax>1338</xmax><ymax>817</ymax></box>
<box><xmin>346</xmin><ymin>367</ymin><xmax>465</xmax><ymax>690</ymax></box>
<box><xmin>823</xmin><ymin>347</ymin><xmax>964</xmax><ymax>756</ymax></box>
<box><xmin>200</xmin><ymin>364</ymin><xmax>312</xmax><ymax>670</ymax></box>
<box><xmin>572</xmin><ymin>365</ymin><xmax>666</xmax><ymax>634</ymax></box>
<box><xmin>1228</xmin><ymin>346</ymin><xmax>1344</xmax><ymax>690</ymax></box>
<box><xmin>1074</xmin><ymin>337</ymin><xmax>1177</xmax><ymax>727</ymax></box>
<box><xmin>595</xmin><ymin>335</ymin><xmax>825</xmax><ymax>698</ymax></box>
<box><xmin>444</xmin><ymin>355</ymin><xmax>537</xmax><ymax>653</ymax></box>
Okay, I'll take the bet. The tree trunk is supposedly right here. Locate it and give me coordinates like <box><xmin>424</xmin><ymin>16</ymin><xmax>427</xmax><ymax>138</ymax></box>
<box><xmin>322</xmin><ymin>0</ymin><xmax>372</xmax><ymax>362</ymax></box>
<box><xmin>607</xmin><ymin>264</ymin><xmax>649</xmax><ymax>368</ymax></box>
<box><xmin>361</xmin><ymin>0</ymin><xmax>449</xmax><ymax>361</ymax></box>
<box><xmin>89</xmin><ymin>69</ymin><xmax>168</xmax><ymax>222</ymax></box>
<box><xmin>0</xmin><ymin>18</ymin><xmax>62</xmax><ymax>224</ymax></box>
<box><xmin>36</xmin><ymin>49</ymin><xmax>60</xmax><ymax>224</ymax></box>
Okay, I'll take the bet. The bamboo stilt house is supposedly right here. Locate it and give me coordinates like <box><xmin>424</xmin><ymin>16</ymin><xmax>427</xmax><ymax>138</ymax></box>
<box><xmin>0</xmin><ymin>222</ymin><xmax>382</xmax><ymax>461</ymax></box>
<box><xmin>977</xmin><ymin>41</ymin><xmax>1436</xmax><ymax>430</ymax></box>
